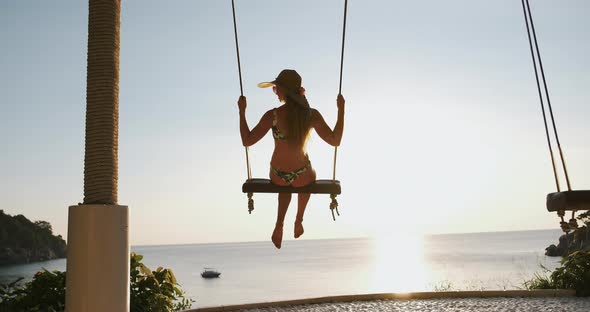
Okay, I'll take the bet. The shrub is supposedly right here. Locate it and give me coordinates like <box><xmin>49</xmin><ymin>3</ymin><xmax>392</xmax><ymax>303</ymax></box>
<box><xmin>130</xmin><ymin>252</ymin><xmax>193</xmax><ymax>311</ymax></box>
<box><xmin>0</xmin><ymin>270</ymin><xmax>66</xmax><ymax>312</ymax></box>
<box><xmin>525</xmin><ymin>249</ymin><xmax>590</xmax><ymax>296</ymax></box>
<box><xmin>432</xmin><ymin>280</ymin><xmax>454</xmax><ymax>292</ymax></box>
<box><xmin>551</xmin><ymin>250</ymin><xmax>590</xmax><ymax>296</ymax></box>
<box><xmin>523</xmin><ymin>265</ymin><xmax>553</xmax><ymax>290</ymax></box>
<box><xmin>0</xmin><ymin>253</ymin><xmax>193</xmax><ymax>311</ymax></box>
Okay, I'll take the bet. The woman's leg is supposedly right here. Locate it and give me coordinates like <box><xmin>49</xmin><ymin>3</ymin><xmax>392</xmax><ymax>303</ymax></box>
<box><xmin>294</xmin><ymin>193</ymin><xmax>311</xmax><ymax>238</ymax></box>
<box><xmin>291</xmin><ymin>168</ymin><xmax>316</xmax><ymax>239</ymax></box>
<box><xmin>272</xmin><ymin>192</ymin><xmax>291</xmax><ymax>249</ymax></box>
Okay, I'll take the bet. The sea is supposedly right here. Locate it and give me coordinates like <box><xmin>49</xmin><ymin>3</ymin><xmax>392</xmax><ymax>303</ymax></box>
<box><xmin>0</xmin><ymin>229</ymin><xmax>564</xmax><ymax>309</ymax></box>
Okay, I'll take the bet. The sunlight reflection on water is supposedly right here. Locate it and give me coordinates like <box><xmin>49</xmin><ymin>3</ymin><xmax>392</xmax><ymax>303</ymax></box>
<box><xmin>369</xmin><ymin>233</ymin><xmax>430</xmax><ymax>293</ymax></box>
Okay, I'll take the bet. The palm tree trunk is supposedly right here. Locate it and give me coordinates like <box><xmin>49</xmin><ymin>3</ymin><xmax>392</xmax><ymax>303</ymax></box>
<box><xmin>83</xmin><ymin>0</ymin><xmax>120</xmax><ymax>205</ymax></box>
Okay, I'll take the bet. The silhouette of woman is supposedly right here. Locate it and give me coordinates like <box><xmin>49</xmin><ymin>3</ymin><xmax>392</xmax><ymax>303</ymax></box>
<box><xmin>238</xmin><ymin>69</ymin><xmax>345</xmax><ymax>249</ymax></box>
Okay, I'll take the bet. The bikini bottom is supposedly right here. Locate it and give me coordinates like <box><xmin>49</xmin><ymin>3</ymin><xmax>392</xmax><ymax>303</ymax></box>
<box><xmin>270</xmin><ymin>161</ymin><xmax>311</xmax><ymax>185</ymax></box>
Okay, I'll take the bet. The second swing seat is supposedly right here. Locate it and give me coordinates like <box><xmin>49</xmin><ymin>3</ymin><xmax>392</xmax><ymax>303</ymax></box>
<box><xmin>546</xmin><ymin>190</ymin><xmax>590</xmax><ymax>212</ymax></box>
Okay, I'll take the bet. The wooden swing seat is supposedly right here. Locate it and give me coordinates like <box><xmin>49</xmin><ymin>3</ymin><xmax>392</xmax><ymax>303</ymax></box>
<box><xmin>546</xmin><ymin>190</ymin><xmax>590</xmax><ymax>212</ymax></box>
<box><xmin>242</xmin><ymin>179</ymin><xmax>341</xmax><ymax>194</ymax></box>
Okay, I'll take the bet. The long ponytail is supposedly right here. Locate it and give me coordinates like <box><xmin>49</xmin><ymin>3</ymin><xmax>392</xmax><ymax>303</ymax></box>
<box><xmin>285</xmin><ymin>96</ymin><xmax>312</xmax><ymax>148</ymax></box>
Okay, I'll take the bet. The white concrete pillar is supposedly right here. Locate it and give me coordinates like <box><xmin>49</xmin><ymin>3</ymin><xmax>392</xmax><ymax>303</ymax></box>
<box><xmin>66</xmin><ymin>204</ymin><xmax>129</xmax><ymax>311</ymax></box>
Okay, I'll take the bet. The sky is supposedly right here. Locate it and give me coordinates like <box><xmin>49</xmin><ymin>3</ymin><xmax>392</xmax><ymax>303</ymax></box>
<box><xmin>1</xmin><ymin>0</ymin><xmax>588</xmax><ymax>246</ymax></box>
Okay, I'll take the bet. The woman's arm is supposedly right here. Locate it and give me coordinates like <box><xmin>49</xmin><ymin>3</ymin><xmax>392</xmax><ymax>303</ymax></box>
<box><xmin>311</xmin><ymin>94</ymin><xmax>345</xmax><ymax>146</ymax></box>
<box><xmin>238</xmin><ymin>96</ymin><xmax>272</xmax><ymax>147</ymax></box>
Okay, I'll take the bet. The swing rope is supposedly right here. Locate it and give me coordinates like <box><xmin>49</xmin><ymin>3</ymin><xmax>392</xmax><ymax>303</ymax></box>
<box><xmin>333</xmin><ymin>0</ymin><xmax>348</xmax><ymax>183</ymax></box>
<box><xmin>521</xmin><ymin>0</ymin><xmax>571</xmax><ymax>192</ymax></box>
<box><xmin>519</xmin><ymin>0</ymin><xmax>559</xmax><ymax>192</ymax></box>
<box><xmin>338</xmin><ymin>0</ymin><xmax>348</xmax><ymax>95</ymax></box>
<box><xmin>232</xmin><ymin>0</ymin><xmax>348</xmax><ymax>186</ymax></box>
<box><xmin>521</xmin><ymin>0</ymin><xmax>580</xmax><ymax>233</ymax></box>
<box><xmin>231</xmin><ymin>0</ymin><xmax>251</xmax><ymax>181</ymax></box>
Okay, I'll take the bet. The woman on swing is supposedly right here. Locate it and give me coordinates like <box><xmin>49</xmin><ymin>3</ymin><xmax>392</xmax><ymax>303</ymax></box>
<box><xmin>238</xmin><ymin>69</ymin><xmax>345</xmax><ymax>249</ymax></box>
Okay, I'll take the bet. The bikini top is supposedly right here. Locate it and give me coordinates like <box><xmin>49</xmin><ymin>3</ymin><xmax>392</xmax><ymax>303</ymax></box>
<box><xmin>272</xmin><ymin>109</ymin><xmax>287</xmax><ymax>141</ymax></box>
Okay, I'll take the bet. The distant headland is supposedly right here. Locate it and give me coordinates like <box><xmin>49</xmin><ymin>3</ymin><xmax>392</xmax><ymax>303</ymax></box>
<box><xmin>0</xmin><ymin>210</ymin><xmax>66</xmax><ymax>266</ymax></box>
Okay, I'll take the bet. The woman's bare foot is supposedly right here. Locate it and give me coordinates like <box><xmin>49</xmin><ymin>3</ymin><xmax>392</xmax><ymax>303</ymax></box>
<box><xmin>271</xmin><ymin>224</ymin><xmax>283</xmax><ymax>249</ymax></box>
<box><xmin>294</xmin><ymin>220</ymin><xmax>304</xmax><ymax>239</ymax></box>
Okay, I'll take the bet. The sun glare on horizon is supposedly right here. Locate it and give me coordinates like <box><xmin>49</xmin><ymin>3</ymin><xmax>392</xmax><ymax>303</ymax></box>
<box><xmin>369</xmin><ymin>231</ymin><xmax>430</xmax><ymax>293</ymax></box>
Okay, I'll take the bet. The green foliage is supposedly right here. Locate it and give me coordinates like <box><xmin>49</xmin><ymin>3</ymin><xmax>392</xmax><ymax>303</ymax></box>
<box><xmin>551</xmin><ymin>250</ymin><xmax>590</xmax><ymax>296</ymax></box>
<box><xmin>0</xmin><ymin>210</ymin><xmax>67</xmax><ymax>265</ymax></box>
<box><xmin>578</xmin><ymin>211</ymin><xmax>590</xmax><ymax>226</ymax></box>
<box><xmin>432</xmin><ymin>280</ymin><xmax>454</xmax><ymax>292</ymax></box>
<box><xmin>33</xmin><ymin>221</ymin><xmax>53</xmax><ymax>234</ymax></box>
<box><xmin>0</xmin><ymin>270</ymin><xmax>66</xmax><ymax>312</ymax></box>
<box><xmin>0</xmin><ymin>253</ymin><xmax>194</xmax><ymax>311</ymax></box>
<box><xmin>523</xmin><ymin>265</ymin><xmax>553</xmax><ymax>290</ymax></box>
<box><xmin>525</xmin><ymin>250</ymin><xmax>590</xmax><ymax>296</ymax></box>
<box><xmin>130</xmin><ymin>252</ymin><xmax>193</xmax><ymax>312</ymax></box>
<box><xmin>0</xmin><ymin>277</ymin><xmax>24</xmax><ymax>306</ymax></box>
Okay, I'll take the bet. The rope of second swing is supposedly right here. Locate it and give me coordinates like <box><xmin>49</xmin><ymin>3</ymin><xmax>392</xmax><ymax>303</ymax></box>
<box><xmin>334</xmin><ymin>0</ymin><xmax>348</xmax><ymax>183</ymax></box>
<box><xmin>520</xmin><ymin>0</ymin><xmax>559</xmax><ymax>192</ymax></box>
<box><xmin>522</xmin><ymin>0</ymin><xmax>572</xmax><ymax>192</ymax></box>
<box><xmin>232</xmin><ymin>0</ymin><xmax>251</xmax><ymax>180</ymax></box>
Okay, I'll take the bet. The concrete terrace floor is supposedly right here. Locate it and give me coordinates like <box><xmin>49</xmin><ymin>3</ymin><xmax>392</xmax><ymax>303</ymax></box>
<box><xmin>236</xmin><ymin>297</ymin><xmax>590</xmax><ymax>312</ymax></box>
<box><xmin>189</xmin><ymin>291</ymin><xmax>589</xmax><ymax>312</ymax></box>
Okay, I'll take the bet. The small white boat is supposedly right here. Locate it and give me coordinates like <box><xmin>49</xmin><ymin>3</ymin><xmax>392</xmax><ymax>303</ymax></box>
<box><xmin>201</xmin><ymin>268</ymin><xmax>221</xmax><ymax>278</ymax></box>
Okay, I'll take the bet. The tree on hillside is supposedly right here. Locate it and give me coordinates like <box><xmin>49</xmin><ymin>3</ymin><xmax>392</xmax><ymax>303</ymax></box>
<box><xmin>34</xmin><ymin>221</ymin><xmax>53</xmax><ymax>234</ymax></box>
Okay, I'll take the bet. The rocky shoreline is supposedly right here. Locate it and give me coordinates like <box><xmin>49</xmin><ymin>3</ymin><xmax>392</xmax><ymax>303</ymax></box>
<box><xmin>545</xmin><ymin>226</ymin><xmax>590</xmax><ymax>257</ymax></box>
<box><xmin>0</xmin><ymin>246</ymin><xmax>66</xmax><ymax>266</ymax></box>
